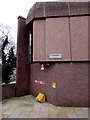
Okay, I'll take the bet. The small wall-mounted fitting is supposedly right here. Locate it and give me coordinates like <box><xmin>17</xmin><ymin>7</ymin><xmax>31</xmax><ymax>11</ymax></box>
<box><xmin>46</xmin><ymin>63</ymin><xmax>49</xmax><ymax>67</ymax></box>
<box><xmin>41</xmin><ymin>64</ymin><xmax>44</xmax><ymax>71</ymax></box>
<box><xmin>52</xmin><ymin>82</ymin><xmax>56</xmax><ymax>88</ymax></box>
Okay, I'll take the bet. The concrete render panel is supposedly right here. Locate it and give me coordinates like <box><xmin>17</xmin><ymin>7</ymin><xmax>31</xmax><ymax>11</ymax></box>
<box><xmin>46</xmin><ymin>17</ymin><xmax>71</xmax><ymax>61</ymax></box>
<box><xmin>32</xmin><ymin>16</ymin><xmax>88</xmax><ymax>62</ymax></box>
<box><xmin>26</xmin><ymin>2</ymin><xmax>68</xmax><ymax>24</ymax></box>
<box><xmin>26</xmin><ymin>2</ymin><xmax>89</xmax><ymax>24</ymax></box>
<box><xmin>25</xmin><ymin>1</ymin><xmax>89</xmax><ymax>62</ymax></box>
<box><xmin>69</xmin><ymin>2</ymin><xmax>89</xmax><ymax>15</ymax></box>
<box><xmin>70</xmin><ymin>16</ymin><xmax>88</xmax><ymax>61</ymax></box>
<box><xmin>33</xmin><ymin>20</ymin><xmax>45</xmax><ymax>61</ymax></box>
<box><xmin>33</xmin><ymin>17</ymin><xmax>71</xmax><ymax>62</ymax></box>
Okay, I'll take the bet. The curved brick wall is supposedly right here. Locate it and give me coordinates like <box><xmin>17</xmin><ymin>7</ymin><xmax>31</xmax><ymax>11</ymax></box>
<box><xmin>30</xmin><ymin>62</ymin><xmax>88</xmax><ymax>107</ymax></box>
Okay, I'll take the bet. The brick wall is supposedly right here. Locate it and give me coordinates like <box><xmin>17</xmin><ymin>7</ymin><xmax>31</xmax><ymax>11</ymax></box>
<box><xmin>16</xmin><ymin>2</ymin><xmax>89</xmax><ymax>106</ymax></box>
<box><xmin>2</xmin><ymin>83</ymin><xmax>15</xmax><ymax>99</ymax></box>
<box><xmin>30</xmin><ymin>62</ymin><xmax>88</xmax><ymax>107</ymax></box>
<box><xmin>16</xmin><ymin>16</ymin><xmax>30</xmax><ymax>96</ymax></box>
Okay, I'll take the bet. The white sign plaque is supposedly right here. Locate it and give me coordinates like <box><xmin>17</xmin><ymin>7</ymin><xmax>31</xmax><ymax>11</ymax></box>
<box><xmin>49</xmin><ymin>54</ymin><xmax>62</xmax><ymax>59</ymax></box>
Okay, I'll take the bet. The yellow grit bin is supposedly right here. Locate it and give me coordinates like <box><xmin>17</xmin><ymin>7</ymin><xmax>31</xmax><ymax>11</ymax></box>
<box><xmin>36</xmin><ymin>93</ymin><xmax>45</xmax><ymax>103</ymax></box>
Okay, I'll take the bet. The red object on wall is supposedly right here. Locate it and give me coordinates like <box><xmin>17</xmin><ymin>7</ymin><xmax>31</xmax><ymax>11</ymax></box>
<box><xmin>35</xmin><ymin>80</ymin><xmax>45</xmax><ymax>85</ymax></box>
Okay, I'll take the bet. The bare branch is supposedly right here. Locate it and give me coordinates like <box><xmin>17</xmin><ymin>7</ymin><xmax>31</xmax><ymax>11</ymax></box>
<box><xmin>0</xmin><ymin>23</ymin><xmax>12</xmax><ymax>38</ymax></box>
<box><xmin>0</xmin><ymin>23</ymin><xmax>16</xmax><ymax>56</ymax></box>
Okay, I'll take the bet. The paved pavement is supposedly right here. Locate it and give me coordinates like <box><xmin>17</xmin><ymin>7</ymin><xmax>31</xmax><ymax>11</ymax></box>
<box><xmin>0</xmin><ymin>101</ymin><xmax>2</xmax><ymax>120</ymax></box>
<box><xmin>1</xmin><ymin>95</ymin><xmax>88</xmax><ymax>118</ymax></box>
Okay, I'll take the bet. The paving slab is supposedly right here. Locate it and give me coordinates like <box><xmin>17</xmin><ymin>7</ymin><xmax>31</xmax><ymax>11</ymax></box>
<box><xmin>2</xmin><ymin>95</ymin><xmax>88</xmax><ymax>118</ymax></box>
<box><xmin>67</xmin><ymin>114</ymin><xmax>77</xmax><ymax>118</ymax></box>
<box><xmin>8</xmin><ymin>110</ymin><xmax>21</xmax><ymax>118</ymax></box>
<box><xmin>19</xmin><ymin>110</ymin><xmax>31</xmax><ymax>118</ymax></box>
<box><xmin>29</xmin><ymin>111</ymin><xmax>40</xmax><ymax>118</ymax></box>
<box><xmin>2</xmin><ymin>113</ymin><xmax>10</xmax><ymax>118</ymax></box>
<box><xmin>57</xmin><ymin>108</ymin><xmax>68</xmax><ymax>118</ymax></box>
<box><xmin>48</xmin><ymin>111</ymin><xmax>57</xmax><ymax>118</ymax></box>
<box><xmin>74</xmin><ymin>108</ymin><xmax>86</xmax><ymax>115</ymax></box>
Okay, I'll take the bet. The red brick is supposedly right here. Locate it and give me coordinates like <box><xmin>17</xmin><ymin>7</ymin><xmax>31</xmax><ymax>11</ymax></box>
<box><xmin>16</xmin><ymin>16</ymin><xmax>30</xmax><ymax>96</ymax></box>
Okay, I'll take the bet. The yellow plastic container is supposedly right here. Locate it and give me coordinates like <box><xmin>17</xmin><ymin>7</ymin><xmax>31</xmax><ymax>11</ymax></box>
<box><xmin>36</xmin><ymin>93</ymin><xmax>45</xmax><ymax>103</ymax></box>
